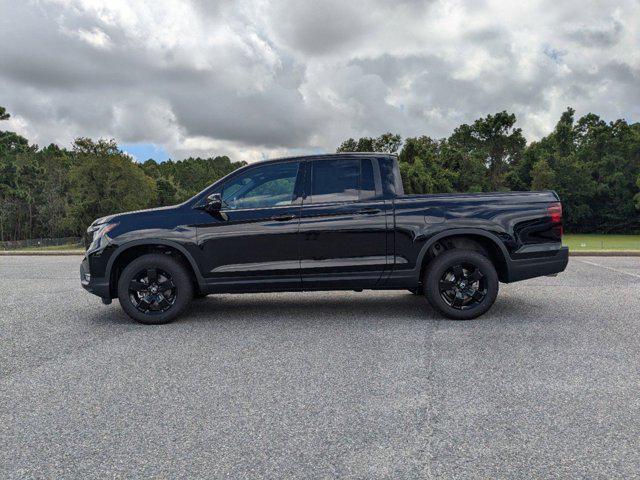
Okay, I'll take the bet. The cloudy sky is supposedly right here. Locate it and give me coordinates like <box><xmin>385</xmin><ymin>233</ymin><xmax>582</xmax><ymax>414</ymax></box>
<box><xmin>1</xmin><ymin>0</ymin><xmax>638</xmax><ymax>163</ymax></box>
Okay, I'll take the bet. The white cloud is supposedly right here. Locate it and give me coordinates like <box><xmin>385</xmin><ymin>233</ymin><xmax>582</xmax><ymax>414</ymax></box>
<box><xmin>0</xmin><ymin>0</ymin><xmax>638</xmax><ymax>162</ymax></box>
<box><xmin>67</xmin><ymin>27</ymin><xmax>113</xmax><ymax>49</ymax></box>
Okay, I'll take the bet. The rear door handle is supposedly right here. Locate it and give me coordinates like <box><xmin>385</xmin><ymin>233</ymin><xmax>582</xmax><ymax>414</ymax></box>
<box><xmin>355</xmin><ymin>208</ymin><xmax>381</xmax><ymax>215</ymax></box>
<box><xmin>270</xmin><ymin>214</ymin><xmax>297</xmax><ymax>221</ymax></box>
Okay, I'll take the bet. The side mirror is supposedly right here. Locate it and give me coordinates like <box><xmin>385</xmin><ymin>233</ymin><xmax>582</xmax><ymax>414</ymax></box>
<box><xmin>205</xmin><ymin>193</ymin><xmax>223</xmax><ymax>212</ymax></box>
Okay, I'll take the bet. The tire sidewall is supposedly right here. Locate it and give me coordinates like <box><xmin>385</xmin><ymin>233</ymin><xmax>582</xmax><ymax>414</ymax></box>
<box><xmin>424</xmin><ymin>250</ymin><xmax>499</xmax><ymax>320</ymax></box>
<box><xmin>117</xmin><ymin>254</ymin><xmax>193</xmax><ymax>325</ymax></box>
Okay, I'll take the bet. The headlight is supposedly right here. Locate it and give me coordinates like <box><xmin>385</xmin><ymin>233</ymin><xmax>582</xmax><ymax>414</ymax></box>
<box><xmin>89</xmin><ymin>222</ymin><xmax>118</xmax><ymax>241</ymax></box>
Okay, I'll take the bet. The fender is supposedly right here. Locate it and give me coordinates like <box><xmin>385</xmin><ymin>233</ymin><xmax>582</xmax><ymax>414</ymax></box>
<box><xmin>105</xmin><ymin>238</ymin><xmax>206</xmax><ymax>289</ymax></box>
<box><xmin>414</xmin><ymin>228</ymin><xmax>513</xmax><ymax>281</ymax></box>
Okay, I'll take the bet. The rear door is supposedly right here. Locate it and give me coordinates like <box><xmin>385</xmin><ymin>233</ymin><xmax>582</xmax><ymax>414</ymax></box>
<box><xmin>299</xmin><ymin>157</ymin><xmax>390</xmax><ymax>289</ymax></box>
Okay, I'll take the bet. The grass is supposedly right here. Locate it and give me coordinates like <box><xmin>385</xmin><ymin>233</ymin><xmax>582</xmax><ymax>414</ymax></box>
<box><xmin>0</xmin><ymin>243</ymin><xmax>84</xmax><ymax>252</ymax></box>
<box><xmin>563</xmin><ymin>234</ymin><xmax>640</xmax><ymax>251</ymax></box>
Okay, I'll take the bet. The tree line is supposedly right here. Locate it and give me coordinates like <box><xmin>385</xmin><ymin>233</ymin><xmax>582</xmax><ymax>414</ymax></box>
<box><xmin>338</xmin><ymin>110</ymin><xmax>639</xmax><ymax>234</ymax></box>
<box><xmin>0</xmin><ymin>106</ymin><xmax>638</xmax><ymax>241</ymax></box>
<box><xmin>0</xmin><ymin>106</ymin><xmax>245</xmax><ymax>241</ymax></box>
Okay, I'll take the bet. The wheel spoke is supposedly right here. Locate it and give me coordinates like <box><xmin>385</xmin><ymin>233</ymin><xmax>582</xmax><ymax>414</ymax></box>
<box><xmin>146</xmin><ymin>268</ymin><xmax>158</xmax><ymax>284</ymax></box>
<box><xmin>439</xmin><ymin>279</ymin><xmax>455</xmax><ymax>291</ymax></box>
<box><xmin>466</xmin><ymin>268</ymin><xmax>483</xmax><ymax>283</ymax></box>
<box><xmin>156</xmin><ymin>295</ymin><xmax>170</xmax><ymax>310</ymax></box>
<box><xmin>451</xmin><ymin>292</ymin><xmax>463</xmax><ymax>308</ymax></box>
<box><xmin>471</xmin><ymin>290</ymin><xmax>484</xmax><ymax>302</ymax></box>
<box><xmin>129</xmin><ymin>268</ymin><xmax>176</xmax><ymax>314</ymax></box>
<box><xmin>452</xmin><ymin>264</ymin><xmax>464</xmax><ymax>280</ymax></box>
<box><xmin>138</xmin><ymin>296</ymin><xmax>152</xmax><ymax>310</ymax></box>
<box><xmin>130</xmin><ymin>280</ymin><xmax>147</xmax><ymax>291</ymax></box>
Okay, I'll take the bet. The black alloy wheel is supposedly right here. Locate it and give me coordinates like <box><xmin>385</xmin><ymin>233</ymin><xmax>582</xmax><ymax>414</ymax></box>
<box><xmin>438</xmin><ymin>262</ymin><xmax>487</xmax><ymax>310</ymax></box>
<box><xmin>128</xmin><ymin>267</ymin><xmax>177</xmax><ymax>314</ymax></box>
<box><xmin>424</xmin><ymin>249</ymin><xmax>499</xmax><ymax>320</ymax></box>
<box><xmin>117</xmin><ymin>253</ymin><xmax>193</xmax><ymax>325</ymax></box>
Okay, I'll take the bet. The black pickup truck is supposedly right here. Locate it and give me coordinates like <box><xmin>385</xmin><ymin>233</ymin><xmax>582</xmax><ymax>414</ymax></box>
<box><xmin>81</xmin><ymin>153</ymin><xmax>568</xmax><ymax>324</ymax></box>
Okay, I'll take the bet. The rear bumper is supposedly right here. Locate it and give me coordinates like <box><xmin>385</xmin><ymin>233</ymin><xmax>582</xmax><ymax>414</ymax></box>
<box><xmin>506</xmin><ymin>246</ymin><xmax>569</xmax><ymax>283</ymax></box>
<box><xmin>80</xmin><ymin>255</ymin><xmax>110</xmax><ymax>298</ymax></box>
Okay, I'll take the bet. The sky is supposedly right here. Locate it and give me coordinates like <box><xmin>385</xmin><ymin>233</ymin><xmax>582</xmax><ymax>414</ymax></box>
<box><xmin>0</xmin><ymin>0</ymin><xmax>638</xmax><ymax>163</ymax></box>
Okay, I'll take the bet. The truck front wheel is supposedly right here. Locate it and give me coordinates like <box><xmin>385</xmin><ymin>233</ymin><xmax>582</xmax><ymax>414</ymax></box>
<box><xmin>424</xmin><ymin>249</ymin><xmax>498</xmax><ymax>320</ymax></box>
<box><xmin>117</xmin><ymin>253</ymin><xmax>193</xmax><ymax>325</ymax></box>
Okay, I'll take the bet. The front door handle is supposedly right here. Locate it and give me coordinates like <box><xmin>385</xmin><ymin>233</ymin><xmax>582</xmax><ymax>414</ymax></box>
<box><xmin>355</xmin><ymin>208</ymin><xmax>381</xmax><ymax>215</ymax></box>
<box><xmin>270</xmin><ymin>213</ymin><xmax>297</xmax><ymax>222</ymax></box>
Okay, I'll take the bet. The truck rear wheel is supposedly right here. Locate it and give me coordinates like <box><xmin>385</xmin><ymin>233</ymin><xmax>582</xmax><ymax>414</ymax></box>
<box><xmin>117</xmin><ymin>253</ymin><xmax>193</xmax><ymax>325</ymax></box>
<box><xmin>424</xmin><ymin>249</ymin><xmax>498</xmax><ymax>320</ymax></box>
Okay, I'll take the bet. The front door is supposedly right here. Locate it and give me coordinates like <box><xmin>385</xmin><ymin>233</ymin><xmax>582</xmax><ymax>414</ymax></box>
<box><xmin>196</xmin><ymin>160</ymin><xmax>303</xmax><ymax>292</ymax></box>
<box><xmin>299</xmin><ymin>157</ymin><xmax>390</xmax><ymax>289</ymax></box>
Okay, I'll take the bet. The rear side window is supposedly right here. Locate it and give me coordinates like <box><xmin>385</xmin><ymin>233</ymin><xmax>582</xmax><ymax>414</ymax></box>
<box><xmin>309</xmin><ymin>158</ymin><xmax>380</xmax><ymax>203</ymax></box>
<box><xmin>360</xmin><ymin>158</ymin><xmax>376</xmax><ymax>200</ymax></box>
<box><xmin>311</xmin><ymin>159</ymin><xmax>359</xmax><ymax>203</ymax></box>
<box><xmin>378</xmin><ymin>157</ymin><xmax>403</xmax><ymax>197</ymax></box>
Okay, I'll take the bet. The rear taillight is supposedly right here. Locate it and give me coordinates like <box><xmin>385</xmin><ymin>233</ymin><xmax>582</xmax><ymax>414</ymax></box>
<box><xmin>548</xmin><ymin>202</ymin><xmax>563</xmax><ymax>238</ymax></box>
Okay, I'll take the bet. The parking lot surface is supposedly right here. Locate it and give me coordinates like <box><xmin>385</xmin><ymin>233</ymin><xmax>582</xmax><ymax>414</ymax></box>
<box><xmin>1</xmin><ymin>255</ymin><xmax>639</xmax><ymax>478</ymax></box>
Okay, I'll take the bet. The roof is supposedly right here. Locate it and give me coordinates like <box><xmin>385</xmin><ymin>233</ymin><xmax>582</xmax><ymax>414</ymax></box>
<box><xmin>249</xmin><ymin>151</ymin><xmax>397</xmax><ymax>166</ymax></box>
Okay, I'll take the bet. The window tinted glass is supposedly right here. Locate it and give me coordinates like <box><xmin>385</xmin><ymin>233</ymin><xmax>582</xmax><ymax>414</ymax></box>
<box><xmin>221</xmin><ymin>162</ymin><xmax>300</xmax><ymax>209</ymax></box>
<box><xmin>378</xmin><ymin>157</ymin><xmax>402</xmax><ymax>196</ymax></box>
<box><xmin>360</xmin><ymin>159</ymin><xmax>376</xmax><ymax>200</ymax></box>
<box><xmin>311</xmin><ymin>159</ymin><xmax>359</xmax><ymax>203</ymax></box>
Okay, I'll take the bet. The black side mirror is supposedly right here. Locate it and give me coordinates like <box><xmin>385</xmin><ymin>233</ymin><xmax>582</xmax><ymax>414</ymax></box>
<box><xmin>205</xmin><ymin>193</ymin><xmax>223</xmax><ymax>212</ymax></box>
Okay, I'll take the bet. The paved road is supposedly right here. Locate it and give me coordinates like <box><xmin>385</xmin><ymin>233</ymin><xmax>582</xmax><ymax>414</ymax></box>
<box><xmin>1</xmin><ymin>256</ymin><xmax>639</xmax><ymax>478</ymax></box>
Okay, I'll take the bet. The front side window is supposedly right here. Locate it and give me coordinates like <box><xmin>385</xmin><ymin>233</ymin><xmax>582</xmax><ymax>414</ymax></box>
<box><xmin>221</xmin><ymin>161</ymin><xmax>300</xmax><ymax>210</ymax></box>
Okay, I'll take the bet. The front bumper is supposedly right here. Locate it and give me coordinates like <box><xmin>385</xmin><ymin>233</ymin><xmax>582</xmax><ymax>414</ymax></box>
<box><xmin>506</xmin><ymin>246</ymin><xmax>569</xmax><ymax>283</ymax></box>
<box><xmin>80</xmin><ymin>255</ymin><xmax>110</xmax><ymax>298</ymax></box>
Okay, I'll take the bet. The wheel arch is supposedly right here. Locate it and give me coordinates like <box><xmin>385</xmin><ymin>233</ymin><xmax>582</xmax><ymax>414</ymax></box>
<box><xmin>106</xmin><ymin>239</ymin><xmax>204</xmax><ymax>298</ymax></box>
<box><xmin>416</xmin><ymin>229</ymin><xmax>512</xmax><ymax>283</ymax></box>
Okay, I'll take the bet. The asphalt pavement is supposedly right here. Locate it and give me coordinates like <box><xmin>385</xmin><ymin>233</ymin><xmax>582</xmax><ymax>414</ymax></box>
<box><xmin>1</xmin><ymin>255</ymin><xmax>639</xmax><ymax>478</ymax></box>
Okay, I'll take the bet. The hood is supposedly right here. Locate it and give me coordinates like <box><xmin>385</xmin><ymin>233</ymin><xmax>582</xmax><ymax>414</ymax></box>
<box><xmin>89</xmin><ymin>204</ymin><xmax>181</xmax><ymax>228</ymax></box>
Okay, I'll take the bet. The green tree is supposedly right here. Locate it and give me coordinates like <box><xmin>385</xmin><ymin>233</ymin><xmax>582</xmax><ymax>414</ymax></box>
<box><xmin>37</xmin><ymin>144</ymin><xmax>74</xmax><ymax>237</ymax></box>
<box><xmin>530</xmin><ymin>158</ymin><xmax>555</xmax><ymax>190</ymax></box>
<box><xmin>336</xmin><ymin>138</ymin><xmax>358</xmax><ymax>152</ymax></box>
<box><xmin>439</xmin><ymin>142</ymin><xmax>486</xmax><ymax>192</ymax></box>
<box><xmin>399</xmin><ymin>136</ymin><xmax>456</xmax><ymax>194</ymax></box>
<box><xmin>156</xmin><ymin>176</ymin><xmax>180</xmax><ymax>206</ymax></box>
<box><xmin>450</xmin><ymin>111</ymin><xmax>526</xmax><ymax>190</ymax></box>
<box><xmin>66</xmin><ymin>138</ymin><xmax>158</xmax><ymax>232</ymax></box>
<box><xmin>337</xmin><ymin>132</ymin><xmax>401</xmax><ymax>154</ymax></box>
<box><xmin>0</xmin><ymin>107</ymin><xmax>35</xmax><ymax>240</ymax></box>
<box><xmin>572</xmin><ymin>116</ymin><xmax>639</xmax><ymax>232</ymax></box>
<box><xmin>3</xmin><ymin>103</ymin><xmax>640</xmax><ymax>240</ymax></box>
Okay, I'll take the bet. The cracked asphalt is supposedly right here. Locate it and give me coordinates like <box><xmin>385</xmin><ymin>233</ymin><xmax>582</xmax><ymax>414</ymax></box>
<box><xmin>1</xmin><ymin>255</ymin><xmax>639</xmax><ymax>478</ymax></box>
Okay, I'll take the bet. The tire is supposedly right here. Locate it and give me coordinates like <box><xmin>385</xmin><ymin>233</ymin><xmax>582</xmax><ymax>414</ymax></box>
<box><xmin>117</xmin><ymin>253</ymin><xmax>193</xmax><ymax>325</ymax></box>
<box><xmin>424</xmin><ymin>249</ymin><xmax>498</xmax><ymax>320</ymax></box>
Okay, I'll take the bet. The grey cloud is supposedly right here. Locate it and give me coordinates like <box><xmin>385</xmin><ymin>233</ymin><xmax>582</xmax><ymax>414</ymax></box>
<box><xmin>0</xmin><ymin>0</ymin><xmax>637</xmax><ymax>161</ymax></box>
<box><xmin>168</xmin><ymin>83</ymin><xmax>322</xmax><ymax>148</ymax></box>
<box><xmin>266</xmin><ymin>0</ymin><xmax>371</xmax><ymax>55</ymax></box>
<box><xmin>0</xmin><ymin>0</ymin><xmax>320</xmax><ymax>150</ymax></box>
<box><xmin>566</xmin><ymin>20</ymin><xmax>624</xmax><ymax>47</ymax></box>
<box><xmin>348</xmin><ymin>52</ymin><xmax>554</xmax><ymax>138</ymax></box>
